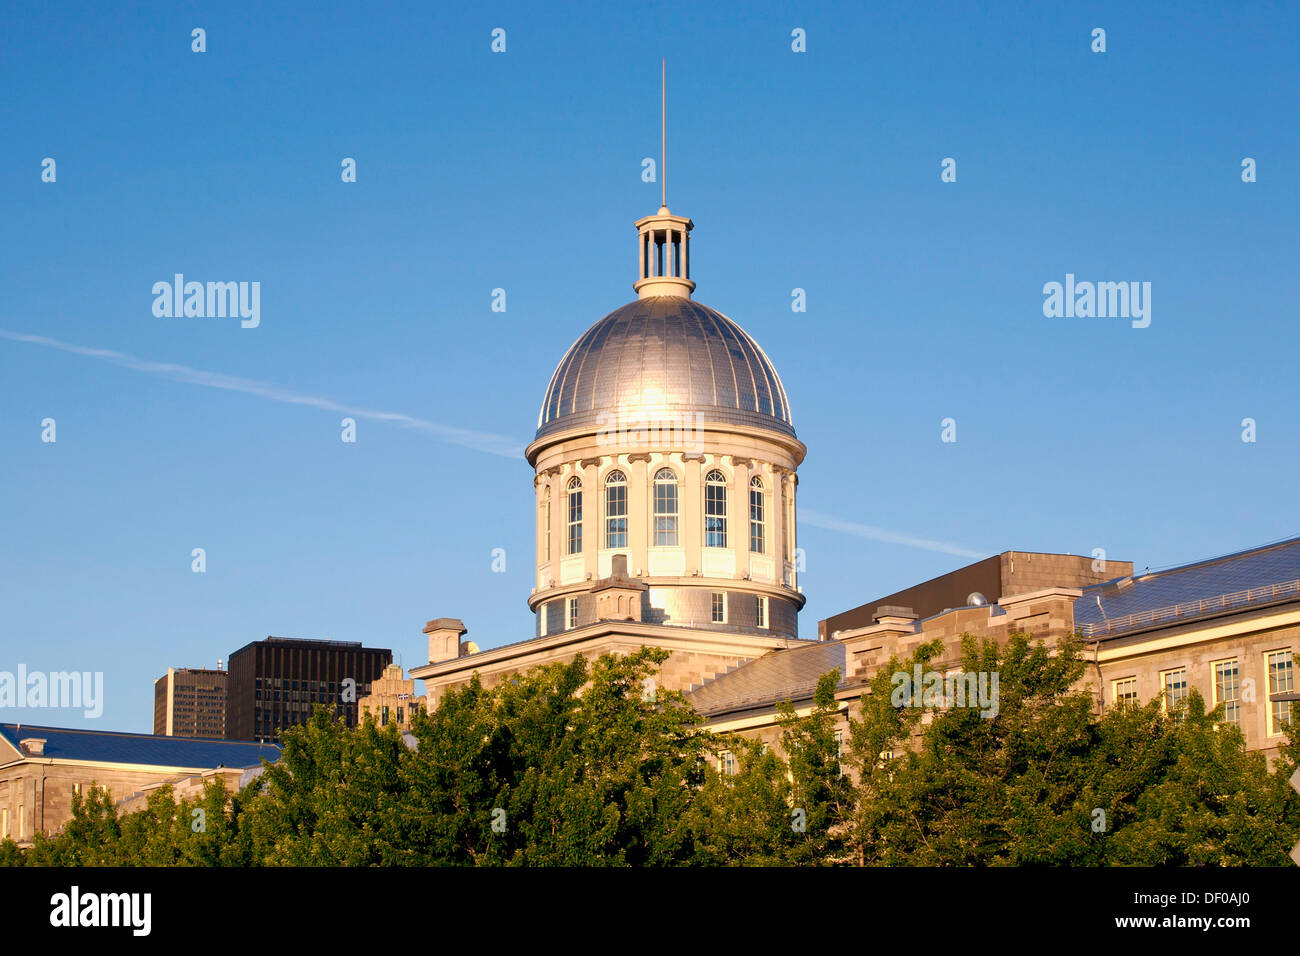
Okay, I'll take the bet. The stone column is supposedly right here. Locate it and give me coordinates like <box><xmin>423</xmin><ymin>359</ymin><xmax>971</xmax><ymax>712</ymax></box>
<box><xmin>788</xmin><ymin>474</ymin><xmax>799</xmax><ymax>589</ymax></box>
<box><xmin>728</xmin><ymin>457</ymin><xmax>748</xmax><ymax>572</ymax></box>
<box><xmin>548</xmin><ymin>469</ymin><xmax>562</xmax><ymax>574</ymax></box>
<box><xmin>581</xmin><ymin>457</ymin><xmax>601</xmax><ymax>579</ymax></box>
<box><xmin>683</xmin><ymin>453</ymin><xmax>703</xmax><ymax>568</ymax></box>
<box><xmin>772</xmin><ymin>466</ymin><xmax>786</xmax><ymax>573</ymax></box>
<box><xmin>628</xmin><ymin>453</ymin><xmax>650</xmax><ymax>573</ymax></box>
<box><xmin>535</xmin><ymin>476</ymin><xmax>546</xmax><ymax>578</ymax></box>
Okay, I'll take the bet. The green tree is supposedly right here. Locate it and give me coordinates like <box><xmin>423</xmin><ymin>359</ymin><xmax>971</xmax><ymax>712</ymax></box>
<box><xmin>684</xmin><ymin>734</ymin><xmax>793</xmax><ymax>866</ymax></box>
<box><xmin>777</xmin><ymin>670</ymin><xmax>854</xmax><ymax>864</ymax></box>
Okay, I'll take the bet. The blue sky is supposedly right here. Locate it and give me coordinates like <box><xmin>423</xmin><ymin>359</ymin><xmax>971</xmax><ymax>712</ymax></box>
<box><xmin>2</xmin><ymin>1</ymin><xmax>1297</xmax><ymax>732</ymax></box>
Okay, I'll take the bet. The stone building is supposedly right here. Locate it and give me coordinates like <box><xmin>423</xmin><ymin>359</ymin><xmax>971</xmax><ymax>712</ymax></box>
<box><xmin>0</xmin><ymin>724</ymin><xmax>278</xmax><ymax>846</ymax></box>
<box><xmin>408</xmin><ymin>185</ymin><xmax>1299</xmax><ymax>773</ymax></box>
<box><xmin>357</xmin><ymin>664</ymin><xmax>426</xmax><ymax>732</ymax></box>
<box><xmin>413</xmin><ymin>199</ymin><xmax>811</xmax><ymax>706</ymax></box>
<box><xmin>691</xmin><ymin>537</ymin><xmax>1299</xmax><ymax>767</ymax></box>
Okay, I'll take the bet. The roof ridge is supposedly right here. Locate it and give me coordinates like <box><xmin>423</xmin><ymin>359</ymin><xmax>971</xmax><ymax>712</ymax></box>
<box><xmin>1138</xmin><ymin>535</ymin><xmax>1300</xmax><ymax>580</ymax></box>
<box><xmin>1</xmin><ymin>723</ymin><xmax>277</xmax><ymax>746</ymax></box>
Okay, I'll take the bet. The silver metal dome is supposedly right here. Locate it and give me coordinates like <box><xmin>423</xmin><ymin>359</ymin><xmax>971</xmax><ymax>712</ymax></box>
<box><xmin>536</xmin><ymin>296</ymin><xmax>795</xmax><ymax>440</ymax></box>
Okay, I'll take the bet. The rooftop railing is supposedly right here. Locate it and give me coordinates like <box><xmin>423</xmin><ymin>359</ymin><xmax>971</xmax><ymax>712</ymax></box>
<box><xmin>1080</xmin><ymin>578</ymin><xmax>1300</xmax><ymax>637</ymax></box>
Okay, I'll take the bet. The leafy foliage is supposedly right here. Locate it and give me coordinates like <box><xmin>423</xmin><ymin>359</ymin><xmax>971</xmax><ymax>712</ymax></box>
<box><xmin>5</xmin><ymin>639</ymin><xmax>1297</xmax><ymax>866</ymax></box>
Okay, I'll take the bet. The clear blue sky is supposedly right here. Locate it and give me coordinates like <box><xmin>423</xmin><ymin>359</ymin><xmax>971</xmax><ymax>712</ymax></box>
<box><xmin>2</xmin><ymin>1</ymin><xmax>1297</xmax><ymax>732</ymax></box>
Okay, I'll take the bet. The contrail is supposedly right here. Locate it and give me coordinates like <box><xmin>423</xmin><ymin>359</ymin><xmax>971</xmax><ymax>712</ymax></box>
<box><xmin>800</xmin><ymin>507</ymin><xmax>987</xmax><ymax>559</ymax></box>
<box><xmin>3</xmin><ymin>330</ymin><xmax>990</xmax><ymax>558</ymax></box>
<box><xmin>0</xmin><ymin>330</ymin><xmax>525</xmax><ymax>459</ymax></box>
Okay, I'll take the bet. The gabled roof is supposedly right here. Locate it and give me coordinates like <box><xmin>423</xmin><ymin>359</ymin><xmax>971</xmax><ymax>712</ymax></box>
<box><xmin>0</xmin><ymin>724</ymin><xmax>280</xmax><ymax>770</ymax></box>
<box><xmin>687</xmin><ymin>641</ymin><xmax>845</xmax><ymax>717</ymax></box>
<box><xmin>1075</xmin><ymin>536</ymin><xmax>1300</xmax><ymax>638</ymax></box>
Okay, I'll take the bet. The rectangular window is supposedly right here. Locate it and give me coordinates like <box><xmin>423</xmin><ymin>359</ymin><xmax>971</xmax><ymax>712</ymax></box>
<box><xmin>539</xmin><ymin>605</ymin><xmax>548</xmax><ymax>637</ymax></box>
<box><xmin>720</xmin><ymin>751</ymin><xmax>735</xmax><ymax>776</ymax></box>
<box><xmin>705</xmin><ymin>477</ymin><xmax>727</xmax><ymax>548</ymax></box>
<box><xmin>711</xmin><ymin>592</ymin><xmax>726</xmax><ymax>624</ymax></box>
<box><xmin>543</xmin><ymin>492</ymin><xmax>551</xmax><ymax>557</ymax></box>
<box><xmin>756</xmin><ymin>595</ymin><xmax>768</xmax><ymax>629</ymax></box>
<box><xmin>653</xmin><ymin>475</ymin><xmax>679</xmax><ymax>546</ymax></box>
<box><xmin>1113</xmin><ymin>677</ymin><xmax>1138</xmax><ymax>706</ymax></box>
<box><xmin>1214</xmin><ymin>659</ymin><xmax>1241</xmax><ymax>727</ymax></box>
<box><xmin>604</xmin><ymin>477</ymin><xmax>628</xmax><ymax>549</ymax></box>
<box><xmin>567</xmin><ymin>597</ymin><xmax>579</xmax><ymax>630</ymax></box>
<box><xmin>1267</xmin><ymin>649</ymin><xmax>1294</xmax><ymax>736</ymax></box>
<box><xmin>567</xmin><ymin>486</ymin><xmax>583</xmax><ymax>555</ymax></box>
<box><xmin>1</xmin><ymin>808</ymin><xmax>7</xmax><ymax>838</ymax></box>
<box><xmin>749</xmin><ymin>484</ymin><xmax>765</xmax><ymax>553</ymax></box>
<box><xmin>1160</xmin><ymin>667</ymin><xmax>1188</xmax><ymax>716</ymax></box>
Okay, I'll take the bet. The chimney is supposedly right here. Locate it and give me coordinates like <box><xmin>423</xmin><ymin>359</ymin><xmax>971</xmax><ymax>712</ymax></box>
<box><xmin>611</xmin><ymin>553</ymin><xmax>630</xmax><ymax>579</ymax></box>
<box><xmin>424</xmin><ymin>618</ymin><xmax>468</xmax><ymax>665</ymax></box>
<box><xmin>836</xmin><ymin>607</ymin><xmax>919</xmax><ymax>680</ymax></box>
<box><xmin>20</xmin><ymin>738</ymin><xmax>46</xmax><ymax>757</ymax></box>
<box><xmin>874</xmin><ymin>605</ymin><xmax>919</xmax><ymax>627</ymax></box>
<box><xmin>591</xmin><ymin>555</ymin><xmax>647</xmax><ymax>623</ymax></box>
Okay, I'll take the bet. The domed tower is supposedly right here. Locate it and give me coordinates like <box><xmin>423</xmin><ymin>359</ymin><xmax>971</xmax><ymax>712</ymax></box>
<box><xmin>525</xmin><ymin>203</ymin><xmax>807</xmax><ymax>644</ymax></box>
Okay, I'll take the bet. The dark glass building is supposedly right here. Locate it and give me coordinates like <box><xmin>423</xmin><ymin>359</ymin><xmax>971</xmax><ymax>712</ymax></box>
<box><xmin>225</xmin><ymin>637</ymin><xmax>392</xmax><ymax>743</ymax></box>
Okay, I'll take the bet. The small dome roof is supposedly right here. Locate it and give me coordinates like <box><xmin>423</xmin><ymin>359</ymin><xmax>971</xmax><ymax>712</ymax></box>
<box><xmin>536</xmin><ymin>296</ymin><xmax>794</xmax><ymax>440</ymax></box>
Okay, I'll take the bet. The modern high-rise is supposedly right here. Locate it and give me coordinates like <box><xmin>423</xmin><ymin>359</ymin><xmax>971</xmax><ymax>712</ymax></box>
<box><xmin>226</xmin><ymin>637</ymin><xmax>392</xmax><ymax>743</ymax></box>
<box><xmin>153</xmin><ymin>667</ymin><xmax>227</xmax><ymax>738</ymax></box>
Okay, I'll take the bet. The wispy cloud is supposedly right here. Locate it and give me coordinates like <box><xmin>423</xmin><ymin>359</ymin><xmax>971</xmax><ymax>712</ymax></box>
<box><xmin>0</xmin><ymin>330</ymin><xmax>525</xmax><ymax>459</ymax></box>
<box><xmin>800</xmin><ymin>508</ymin><xmax>987</xmax><ymax>559</ymax></box>
<box><xmin>1</xmin><ymin>330</ymin><xmax>989</xmax><ymax>558</ymax></box>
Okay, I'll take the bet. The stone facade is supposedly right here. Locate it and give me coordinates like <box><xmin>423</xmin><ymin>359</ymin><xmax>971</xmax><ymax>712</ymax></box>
<box><xmin>701</xmin><ymin>581</ymin><xmax>1299</xmax><ymax>770</ymax></box>
<box><xmin>820</xmin><ymin>551</ymin><xmax>1133</xmax><ymax>640</ymax></box>
<box><xmin>357</xmin><ymin>664</ymin><xmax>426</xmax><ymax>732</ymax></box>
<box><xmin>414</xmin><ymin>616</ymin><xmax>779</xmax><ymax>711</ymax></box>
<box><xmin>0</xmin><ymin>729</ymin><xmax>276</xmax><ymax>846</ymax></box>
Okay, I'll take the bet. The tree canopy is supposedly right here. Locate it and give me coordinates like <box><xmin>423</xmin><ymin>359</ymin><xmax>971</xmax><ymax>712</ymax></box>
<box><xmin>5</xmin><ymin>638</ymin><xmax>1297</xmax><ymax>866</ymax></box>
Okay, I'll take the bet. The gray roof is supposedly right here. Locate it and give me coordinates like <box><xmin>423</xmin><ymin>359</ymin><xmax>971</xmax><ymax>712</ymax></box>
<box><xmin>1075</xmin><ymin>536</ymin><xmax>1300</xmax><ymax>638</ymax></box>
<box><xmin>687</xmin><ymin>641</ymin><xmax>845</xmax><ymax>717</ymax></box>
<box><xmin>0</xmin><ymin>724</ymin><xmax>280</xmax><ymax>769</ymax></box>
<box><xmin>537</xmin><ymin>296</ymin><xmax>795</xmax><ymax>439</ymax></box>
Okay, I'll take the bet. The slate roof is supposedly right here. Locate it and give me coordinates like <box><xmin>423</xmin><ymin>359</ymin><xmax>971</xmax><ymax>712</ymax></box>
<box><xmin>1075</xmin><ymin>536</ymin><xmax>1300</xmax><ymax>638</ymax></box>
<box><xmin>0</xmin><ymin>724</ymin><xmax>280</xmax><ymax>769</ymax></box>
<box><xmin>687</xmin><ymin>640</ymin><xmax>845</xmax><ymax>717</ymax></box>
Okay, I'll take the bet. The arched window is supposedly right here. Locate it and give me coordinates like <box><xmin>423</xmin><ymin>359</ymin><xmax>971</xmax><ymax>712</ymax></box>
<box><xmin>541</xmin><ymin>485</ymin><xmax>551</xmax><ymax>558</ymax></box>
<box><xmin>566</xmin><ymin>476</ymin><xmax>583</xmax><ymax>555</ymax></box>
<box><xmin>705</xmin><ymin>469</ymin><xmax>728</xmax><ymax>548</ymax></box>
<box><xmin>749</xmin><ymin>476</ymin><xmax>765</xmax><ymax>553</ymax></box>
<box><xmin>653</xmin><ymin>468</ymin><xmax>679</xmax><ymax>546</ymax></box>
<box><xmin>604</xmin><ymin>471</ymin><xmax>628</xmax><ymax>549</ymax></box>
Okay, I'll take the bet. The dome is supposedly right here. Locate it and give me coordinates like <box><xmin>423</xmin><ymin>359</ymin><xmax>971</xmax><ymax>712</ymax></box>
<box><xmin>536</xmin><ymin>296</ymin><xmax>795</xmax><ymax>440</ymax></box>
